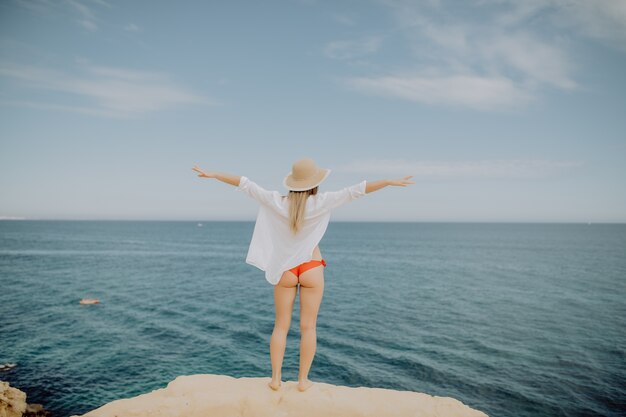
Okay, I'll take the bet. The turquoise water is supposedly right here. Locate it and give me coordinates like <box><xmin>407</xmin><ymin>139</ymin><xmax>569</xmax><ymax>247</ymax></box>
<box><xmin>1</xmin><ymin>221</ymin><xmax>625</xmax><ymax>416</ymax></box>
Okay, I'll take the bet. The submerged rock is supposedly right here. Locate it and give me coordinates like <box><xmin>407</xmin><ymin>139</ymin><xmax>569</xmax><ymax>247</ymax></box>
<box><xmin>0</xmin><ymin>364</ymin><xmax>17</xmax><ymax>372</ymax></box>
<box><xmin>25</xmin><ymin>402</ymin><xmax>52</xmax><ymax>417</ymax></box>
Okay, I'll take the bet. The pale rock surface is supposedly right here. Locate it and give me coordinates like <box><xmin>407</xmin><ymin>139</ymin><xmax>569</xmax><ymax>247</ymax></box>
<box><xmin>0</xmin><ymin>380</ymin><xmax>27</xmax><ymax>417</ymax></box>
<box><xmin>0</xmin><ymin>380</ymin><xmax>53</xmax><ymax>417</ymax></box>
<box><xmin>73</xmin><ymin>374</ymin><xmax>488</xmax><ymax>417</ymax></box>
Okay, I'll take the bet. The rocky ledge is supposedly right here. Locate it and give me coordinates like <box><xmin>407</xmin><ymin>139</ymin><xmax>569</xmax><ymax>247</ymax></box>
<box><xmin>0</xmin><ymin>380</ymin><xmax>52</xmax><ymax>417</ymax></box>
<box><xmin>73</xmin><ymin>373</ymin><xmax>488</xmax><ymax>417</ymax></box>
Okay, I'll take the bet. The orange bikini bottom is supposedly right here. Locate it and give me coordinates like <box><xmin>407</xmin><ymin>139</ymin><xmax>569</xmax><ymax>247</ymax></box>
<box><xmin>288</xmin><ymin>259</ymin><xmax>327</xmax><ymax>278</ymax></box>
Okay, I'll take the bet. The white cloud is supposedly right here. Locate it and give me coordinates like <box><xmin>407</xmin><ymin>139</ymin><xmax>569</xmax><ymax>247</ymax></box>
<box><xmin>66</xmin><ymin>0</ymin><xmax>95</xmax><ymax>17</ymax></box>
<box><xmin>336</xmin><ymin>158</ymin><xmax>584</xmax><ymax>180</ymax></box>
<box><xmin>66</xmin><ymin>0</ymin><xmax>100</xmax><ymax>31</ymax></box>
<box><xmin>0</xmin><ymin>63</ymin><xmax>214</xmax><ymax>118</ymax></box>
<box><xmin>16</xmin><ymin>0</ymin><xmax>109</xmax><ymax>32</ymax></box>
<box><xmin>0</xmin><ymin>99</ymin><xmax>119</xmax><ymax>118</ymax></box>
<box><xmin>344</xmin><ymin>73</ymin><xmax>532</xmax><ymax>110</ymax></box>
<box><xmin>13</xmin><ymin>0</ymin><xmax>55</xmax><ymax>14</ymax></box>
<box><xmin>324</xmin><ymin>36</ymin><xmax>383</xmax><ymax>60</ymax></box>
<box><xmin>480</xmin><ymin>32</ymin><xmax>576</xmax><ymax>90</ymax></box>
<box><xmin>78</xmin><ymin>18</ymin><xmax>97</xmax><ymax>31</ymax></box>
<box><xmin>331</xmin><ymin>0</ymin><xmax>626</xmax><ymax>109</ymax></box>
<box><xmin>570</xmin><ymin>1</ymin><xmax>626</xmax><ymax>45</ymax></box>
<box><xmin>489</xmin><ymin>0</ymin><xmax>626</xmax><ymax>46</ymax></box>
<box><xmin>125</xmin><ymin>23</ymin><xmax>141</xmax><ymax>32</ymax></box>
<box><xmin>87</xmin><ymin>0</ymin><xmax>111</xmax><ymax>7</ymax></box>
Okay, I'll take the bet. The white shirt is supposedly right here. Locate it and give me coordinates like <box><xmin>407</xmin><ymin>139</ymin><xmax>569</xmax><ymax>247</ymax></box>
<box><xmin>236</xmin><ymin>176</ymin><xmax>367</xmax><ymax>285</ymax></box>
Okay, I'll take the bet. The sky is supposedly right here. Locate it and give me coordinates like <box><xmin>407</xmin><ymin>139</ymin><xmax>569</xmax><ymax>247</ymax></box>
<box><xmin>1</xmin><ymin>0</ymin><xmax>625</xmax><ymax>222</ymax></box>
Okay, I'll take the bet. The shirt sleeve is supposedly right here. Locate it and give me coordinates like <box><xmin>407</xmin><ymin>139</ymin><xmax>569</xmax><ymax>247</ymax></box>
<box><xmin>236</xmin><ymin>176</ymin><xmax>280</xmax><ymax>207</ymax></box>
<box><xmin>318</xmin><ymin>180</ymin><xmax>367</xmax><ymax>211</ymax></box>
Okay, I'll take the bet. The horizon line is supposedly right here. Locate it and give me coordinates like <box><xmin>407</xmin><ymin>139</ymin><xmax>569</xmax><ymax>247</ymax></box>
<box><xmin>0</xmin><ymin>218</ymin><xmax>624</xmax><ymax>224</ymax></box>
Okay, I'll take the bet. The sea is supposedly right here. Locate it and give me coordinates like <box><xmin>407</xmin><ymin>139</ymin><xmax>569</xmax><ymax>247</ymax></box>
<box><xmin>0</xmin><ymin>220</ymin><xmax>624</xmax><ymax>417</ymax></box>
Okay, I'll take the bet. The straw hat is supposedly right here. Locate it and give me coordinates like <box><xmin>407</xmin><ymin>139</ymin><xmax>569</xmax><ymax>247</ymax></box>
<box><xmin>283</xmin><ymin>158</ymin><xmax>331</xmax><ymax>191</ymax></box>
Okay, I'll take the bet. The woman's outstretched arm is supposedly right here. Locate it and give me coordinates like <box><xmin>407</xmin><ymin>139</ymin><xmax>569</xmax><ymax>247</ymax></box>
<box><xmin>365</xmin><ymin>176</ymin><xmax>414</xmax><ymax>194</ymax></box>
<box><xmin>192</xmin><ymin>165</ymin><xmax>240</xmax><ymax>186</ymax></box>
<box><xmin>320</xmin><ymin>175</ymin><xmax>415</xmax><ymax>211</ymax></box>
<box><xmin>193</xmin><ymin>165</ymin><xmax>279</xmax><ymax>207</ymax></box>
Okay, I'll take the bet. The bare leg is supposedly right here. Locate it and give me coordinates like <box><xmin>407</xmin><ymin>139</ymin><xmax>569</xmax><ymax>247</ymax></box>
<box><xmin>297</xmin><ymin>265</ymin><xmax>325</xmax><ymax>392</ymax></box>
<box><xmin>269</xmin><ymin>271</ymin><xmax>298</xmax><ymax>391</ymax></box>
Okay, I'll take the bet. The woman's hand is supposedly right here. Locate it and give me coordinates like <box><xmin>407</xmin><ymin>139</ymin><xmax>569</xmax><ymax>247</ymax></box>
<box><xmin>365</xmin><ymin>176</ymin><xmax>414</xmax><ymax>194</ymax></box>
<box><xmin>192</xmin><ymin>166</ymin><xmax>241</xmax><ymax>187</ymax></box>
<box><xmin>388</xmin><ymin>176</ymin><xmax>415</xmax><ymax>187</ymax></box>
<box><xmin>192</xmin><ymin>165</ymin><xmax>217</xmax><ymax>179</ymax></box>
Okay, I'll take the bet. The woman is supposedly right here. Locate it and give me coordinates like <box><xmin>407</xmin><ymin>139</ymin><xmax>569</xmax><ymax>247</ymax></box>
<box><xmin>192</xmin><ymin>158</ymin><xmax>414</xmax><ymax>392</ymax></box>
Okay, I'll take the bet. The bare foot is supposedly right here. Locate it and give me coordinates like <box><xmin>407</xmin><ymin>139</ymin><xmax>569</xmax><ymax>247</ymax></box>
<box><xmin>268</xmin><ymin>378</ymin><xmax>282</xmax><ymax>391</ymax></box>
<box><xmin>297</xmin><ymin>378</ymin><xmax>313</xmax><ymax>392</ymax></box>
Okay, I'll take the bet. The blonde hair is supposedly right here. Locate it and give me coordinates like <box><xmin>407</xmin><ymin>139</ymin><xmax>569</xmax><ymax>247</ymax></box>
<box><xmin>287</xmin><ymin>186</ymin><xmax>318</xmax><ymax>234</ymax></box>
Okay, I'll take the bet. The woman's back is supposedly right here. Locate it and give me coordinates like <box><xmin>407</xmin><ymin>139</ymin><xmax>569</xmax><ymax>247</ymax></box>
<box><xmin>236</xmin><ymin>175</ymin><xmax>367</xmax><ymax>285</ymax></box>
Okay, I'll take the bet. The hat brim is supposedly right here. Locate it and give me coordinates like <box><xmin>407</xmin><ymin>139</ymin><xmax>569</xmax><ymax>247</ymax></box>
<box><xmin>283</xmin><ymin>168</ymin><xmax>331</xmax><ymax>191</ymax></box>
